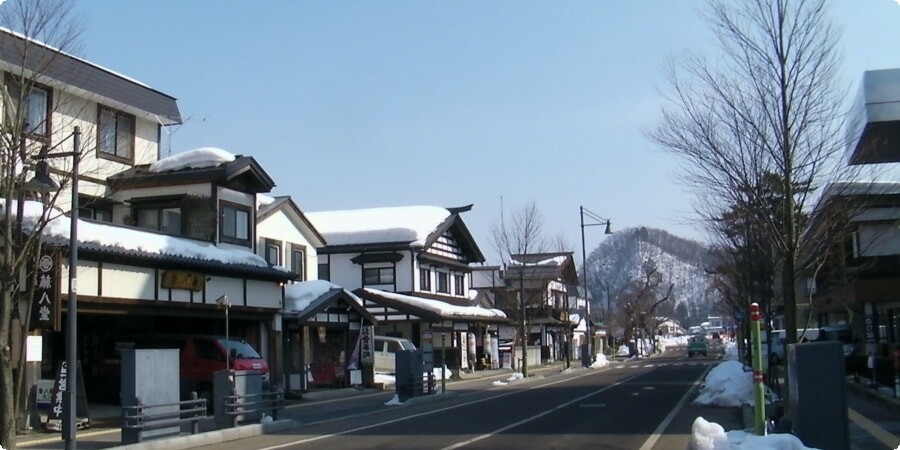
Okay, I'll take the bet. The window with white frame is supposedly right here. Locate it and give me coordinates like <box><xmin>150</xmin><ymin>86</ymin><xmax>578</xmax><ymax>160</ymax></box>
<box><xmin>265</xmin><ymin>238</ymin><xmax>281</xmax><ymax>266</ymax></box>
<box><xmin>436</xmin><ymin>272</ymin><xmax>450</xmax><ymax>294</ymax></box>
<box><xmin>290</xmin><ymin>244</ymin><xmax>306</xmax><ymax>281</ymax></box>
<box><xmin>419</xmin><ymin>268</ymin><xmax>431</xmax><ymax>291</ymax></box>
<box><xmin>454</xmin><ymin>274</ymin><xmax>465</xmax><ymax>296</ymax></box>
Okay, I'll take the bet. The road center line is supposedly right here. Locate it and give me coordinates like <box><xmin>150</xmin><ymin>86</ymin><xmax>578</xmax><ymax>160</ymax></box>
<box><xmin>439</xmin><ymin>373</ymin><xmax>644</xmax><ymax>450</ymax></box>
<box><xmin>256</xmin><ymin>367</ymin><xmax>626</xmax><ymax>450</ymax></box>
<box><xmin>637</xmin><ymin>364</ymin><xmax>713</xmax><ymax>450</ymax></box>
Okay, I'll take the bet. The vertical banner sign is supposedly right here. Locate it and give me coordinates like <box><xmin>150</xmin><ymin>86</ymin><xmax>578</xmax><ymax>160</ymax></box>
<box><xmin>31</xmin><ymin>252</ymin><xmax>59</xmax><ymax>331</ymax></box>
<box><xmin>360</xmin><ymin>325</ymin><xmax>375</xmax><ymax>365</ymax></box>
<box><xmin>45</xmin><ymin>360</ymin><xmax>90</xmax><ymax>432</ymax></box>
<box><xmin>460</xmin><ymin>332</ymin><xmax>469</xmax><ymax>370</ymax></box>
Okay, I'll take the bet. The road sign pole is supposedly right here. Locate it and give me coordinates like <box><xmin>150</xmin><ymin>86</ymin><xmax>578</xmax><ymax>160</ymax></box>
<box><xmin>750</xmin><ymin>302</ymin><xmax>766</xmax><ymax>435</ymax></box>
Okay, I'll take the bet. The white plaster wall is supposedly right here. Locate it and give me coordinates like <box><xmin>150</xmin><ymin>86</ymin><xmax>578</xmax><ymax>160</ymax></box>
<box><xmin>321</xmin><ymin>253</ymin><xmax>361</xmax><ymax>289</ymax></box>
<box><xmin>206</xmin><ymin>276</ymin><xmax>244</xmax><ymax>306</ymax></box>
<box><xmin>257</xmin><ymin>209</ymin><xmax>319</xmax><ymax>279</ymax></box>
<box><xmin>96</xmin><ymin>263</ymin><xmax>155</xmax><ymax>299</ymax></box>
<box><xmin>74</xmin><ymin>261</ymin><xmax>100</xmax><ymax>297</ymax></box>
<box><xmin>218</xmin><ymin>188</ymin><xmax>254</xmax><ymax>207</ymax></box>
<box><xmin>246</xmin><ymin>279</ymin><xmax>282</xmax><ymax>309</ymax></box>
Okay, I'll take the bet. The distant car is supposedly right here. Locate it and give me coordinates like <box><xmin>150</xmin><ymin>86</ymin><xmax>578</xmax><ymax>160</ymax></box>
<box><xmin>373</xmin><ymin>335</ymin><xmax>417</xmax><ymax>373</ymax></box>
<box><xmin>687</xmin><ymin>337</ymin><xmax>708</xmax><ymax>357</ymax></box>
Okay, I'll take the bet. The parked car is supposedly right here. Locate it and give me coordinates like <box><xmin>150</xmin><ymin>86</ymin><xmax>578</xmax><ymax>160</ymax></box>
<box><xmin>98</xmin><ymin>334</ymin><xmax>269</xmax><ymax>404</ymax></box>
<box><xmin>373</xmin><ymin>335</ymin><xmax>417</xmax><ymax>373</ymax></box>
<box><xmin>687</xmin><ymin>336</ymin><xmax>708</xmax><ymax>357</ymax></box>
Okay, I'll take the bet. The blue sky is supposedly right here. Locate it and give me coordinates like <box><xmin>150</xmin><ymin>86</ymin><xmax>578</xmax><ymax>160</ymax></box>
<box><xmin>72</xmin><ymin>1</ymin><xmax>900</xmax><ymax>261</ymax></box>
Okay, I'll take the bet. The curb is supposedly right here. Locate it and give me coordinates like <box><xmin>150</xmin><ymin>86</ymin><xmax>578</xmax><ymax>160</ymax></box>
<box><xmin>108</xmin><ymin>419</ymin><xmax>297</xmax><ymax>450</ymax></box>
<box><xmin>845</xmin><ymin>379</ymin><xmax>900</xmax><ymax>414</ymax></box>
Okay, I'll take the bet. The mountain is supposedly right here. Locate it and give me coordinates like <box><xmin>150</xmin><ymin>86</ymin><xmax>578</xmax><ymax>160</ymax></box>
<box><xmin>584</xmin><ymin>226</ymin><xmax>719</xmax><ymax>329</ymax></box>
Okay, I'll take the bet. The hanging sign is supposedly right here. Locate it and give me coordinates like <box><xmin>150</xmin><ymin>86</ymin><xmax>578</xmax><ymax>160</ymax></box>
<box><xmin>360</xmin><ymin>325</ymin><xmax>375</xmax><ymax>365</ymax></box>
<box><xmin>30</xmin><ymin>251</ymin><xmax>59</xmax><ymax>331</ymax></box>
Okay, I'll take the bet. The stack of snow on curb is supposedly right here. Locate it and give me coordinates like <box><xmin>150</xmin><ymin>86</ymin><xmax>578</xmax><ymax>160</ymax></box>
<box><xmin>689</xmin><ymin>342</ymin><xmax>818</xmax><ymax>450</ymax></box>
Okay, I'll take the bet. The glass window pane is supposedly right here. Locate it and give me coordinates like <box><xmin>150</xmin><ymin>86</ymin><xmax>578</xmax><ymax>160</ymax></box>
<box><xmin>116</xmin><ymin>113</ymin><xmax>134</xmax><ymax>158</ymax></box>
<box><xmin>137</xmin><ymin>209</ymin><xmax>158</xmax><ymax>230</ymax></box>
<box><xmin>99</xmin><ymin>109</ymin><xmax>115</xmax><ymax>153</ymax></box>
<box><xmin>235</xmin><ymin>209</ymin><xmax>249</xmax><ymax>239</ymax></box>
<box><xmin>161</xmin><ymin>208</ymin><xmax>181</xmax><ymax>234</ymax></box>
<box><xmin>26</xmin><ymin>88</ymin><xmax>47</xmax><ymax>135</ymax></box>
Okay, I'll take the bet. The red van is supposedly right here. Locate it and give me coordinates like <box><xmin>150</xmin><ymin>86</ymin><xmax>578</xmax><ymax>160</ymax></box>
<box><xmin>99</xmin><ymin>334</ymin><xmax>270</xmax><ymax>403</ymax></box>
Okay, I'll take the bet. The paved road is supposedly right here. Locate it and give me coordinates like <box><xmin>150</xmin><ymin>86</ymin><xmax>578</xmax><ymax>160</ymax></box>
<box><xmin>189</xmin><ymin>352</ymin><xmax>732</xmax><ymax>450</ymax></box>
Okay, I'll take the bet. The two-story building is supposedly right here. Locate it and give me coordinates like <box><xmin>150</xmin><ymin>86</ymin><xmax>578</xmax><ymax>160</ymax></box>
<box><xmin>804</xmin><ymin>68</ymin><xmax>900</xmax><ymax>384</ymax></box>
<box><xmin>1</xmin><ymin>28</ymin><xmax>298</xmax><ymax>408</ymax></box>
<box><xmin>307</xmin><ymin>205</ymin><xmax>508</xmax><ymax>373</ymax></box>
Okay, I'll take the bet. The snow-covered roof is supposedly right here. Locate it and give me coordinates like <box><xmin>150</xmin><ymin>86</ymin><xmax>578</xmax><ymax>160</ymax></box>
<box><xmin>359</xmin><ymin>288</ymin><xmax>507</xmax><ymax>320</ymax></box>
<box><xmin>306</xmin><ymin>206</ymin><xmax>450</xmax><ymax>247</ymax></box>
<box><xmin>6</xmin><ymin>200</ymin><xmax>275</xmax><ymax>269</ymax></box>
<box><xmin>149</xmin><ymin>147</ymin><xmax>236</xmax><ymax>173</ymax></box>
<box><xmin>510</xmin><ymin>255</ymin><xmax>568</xmax><ymax>266</ymax></box>
<box><xmin>284</xmin><ymin>280</ymin><xmax>363</xmax><ymax>312</ymax></box>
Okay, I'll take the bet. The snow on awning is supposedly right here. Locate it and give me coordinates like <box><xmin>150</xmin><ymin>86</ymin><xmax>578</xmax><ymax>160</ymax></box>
<box><xmin>284</xmin><ymin>280</ymin><xmax>376</xmax><ymax>324</ymax></box>
<box><xmin>356</xmin><ymin>288</ymin><xmax>508</xmax><ymax>323</ymax></box>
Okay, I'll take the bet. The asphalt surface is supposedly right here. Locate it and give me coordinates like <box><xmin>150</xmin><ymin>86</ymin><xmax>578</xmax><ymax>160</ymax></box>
<box><xmin>15</xmin><ymin>345</ymin><xmax>899</xmax><ymax>450</ymax></box>
<box><xmin>180</xmin><ymin>352</ymin><xmax>732</xmax><ymax>450</ymax></box>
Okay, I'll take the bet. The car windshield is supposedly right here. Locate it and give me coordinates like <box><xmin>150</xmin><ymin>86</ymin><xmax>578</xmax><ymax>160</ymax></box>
<box><xmin>218</xmin><ymin>338</ymin><xmax>262</xmax><ymax>359</ymax></box>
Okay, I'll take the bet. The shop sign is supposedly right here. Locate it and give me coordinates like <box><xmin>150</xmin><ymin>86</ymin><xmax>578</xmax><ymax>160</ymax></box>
<box><xmin>31</xmin><ymin>252</ymin><xmax>59</xmax><ymax>331</ymax></box>
<box><xmin>161</xmin><ymin>270</ymin><xmax>205</xmax><ymax>291</ymax></box>
<box><xmin>360</xmin><ymin>325</ymin><xmax>374</xmax><ymax>364</ymax></box>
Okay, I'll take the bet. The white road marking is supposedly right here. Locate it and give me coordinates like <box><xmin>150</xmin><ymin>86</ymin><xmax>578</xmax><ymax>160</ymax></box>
<box><xmin>637</xmin><ymin>364</ymin><xmax>713</xmax><ymax>450</ymax></box>
<box><xmin>255</xmin><ymin>368</ymin><xmax>631</xmax><ymax>450</ymax></box>
<box><xmin>439</xmin><ymin>373</ymin><xmax>644</xmax><ymax>450</ymax></box>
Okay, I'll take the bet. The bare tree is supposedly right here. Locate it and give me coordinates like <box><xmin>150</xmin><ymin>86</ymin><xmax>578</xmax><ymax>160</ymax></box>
<box><xmin>648</xmin><ymin>0</ymin><xmax>855</xmax><ymax>353</ymax></box>
<box><xmin>0</xmin><ymin>1</ymin><xmax>83</xmax><ymax>447</ymax></box>
<box><xmin>491</xmin><ymin>201</ymin><xmax>549</xmax><ymax>377</ymax></box>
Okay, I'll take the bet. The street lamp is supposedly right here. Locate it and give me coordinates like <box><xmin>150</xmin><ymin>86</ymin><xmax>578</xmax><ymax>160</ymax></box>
<box><xmin>579</xmin><ymin>206</ymin><xmax>611</xmax><ymax>366</ymax></box>
<box><xmin>28</xmin><ymin>127</ymin><xmax>81</xmax><ymax>450</ymax></box>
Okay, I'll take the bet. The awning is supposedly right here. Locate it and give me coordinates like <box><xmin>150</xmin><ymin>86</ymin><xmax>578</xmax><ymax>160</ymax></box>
<box><xmin>354</xmin><ymin>288</ymin><xmax>509</xmax><ymax>324</ymax></box>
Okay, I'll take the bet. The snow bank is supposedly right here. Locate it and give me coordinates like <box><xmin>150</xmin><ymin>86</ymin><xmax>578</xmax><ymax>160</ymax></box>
<box><xmin>690</xmin><ymin>417</ymin><xmax>820</xmax><ymax>450</ymax></box>
<box><xmin>591</xmin><ymin>353</ymin><xmax>610</xmax><ymax>368</ymax></box>
<box><xmin>693</xmin><ymin>360</ymin><xmax>753</xmax><ymax>407</ymax></box>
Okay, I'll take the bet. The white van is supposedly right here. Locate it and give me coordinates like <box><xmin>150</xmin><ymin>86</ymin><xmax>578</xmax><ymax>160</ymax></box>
<box><xmin>373</xmin><ymin>336</ymin><xmax>417</xmax><ymax>373</ymax></box>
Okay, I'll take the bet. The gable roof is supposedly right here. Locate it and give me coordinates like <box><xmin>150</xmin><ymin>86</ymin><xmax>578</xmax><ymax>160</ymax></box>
<box><xmin>508</xmin><ymin>252</ymin><xmax>578</xmax><ymax>284</ymax></box>
<box><xmin>307</xmin><ymin>204</ymin><xmax>485</xmax><ymax>262</ymax></box>
<box><xmin>257</xmin><ymin>196</ymin><xmax>326</xmax><ymax>248</ymax></box>
<box><xmin>284</xmin><ymin>281</ymin><xmax>376</xmax><ymax>324</ymax></box>
<box><xmin>0</xmin><ymin>28</ymin><xmax>181</xmax><ymax>124</ymax></box>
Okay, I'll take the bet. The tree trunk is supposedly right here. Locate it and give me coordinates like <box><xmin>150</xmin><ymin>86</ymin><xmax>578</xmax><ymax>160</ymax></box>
<box><xmin>1</xmin><ymin>289</ymin><xmax>16</xmax><ymax>450</ymax></box>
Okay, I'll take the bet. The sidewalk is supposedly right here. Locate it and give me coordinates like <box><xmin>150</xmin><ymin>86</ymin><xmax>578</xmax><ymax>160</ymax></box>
<box><xmin>14</xmin><ymin>364</ymin><xmax>545</xmax><ymax>450</ymax></box>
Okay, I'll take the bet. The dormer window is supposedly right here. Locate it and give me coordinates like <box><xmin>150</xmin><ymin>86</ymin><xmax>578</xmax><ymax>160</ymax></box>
<box><xmin>220</xmin><ymin>202</ymin><xmax>251</xmax><ymax>246</ymax></box>
<box><xmin>97</xmin><ymin>105</ymin><xmax>135</xmax><ymax>162</ymax></box>
<box><xmin>5</xmin><ymin>76</ymin><xmax>51</xmax><ymax>138</ymax></box>
<box><xmin>135</xmin><ymin>204</ymin><xmax>182</xmax><ymax>235</ymax></box>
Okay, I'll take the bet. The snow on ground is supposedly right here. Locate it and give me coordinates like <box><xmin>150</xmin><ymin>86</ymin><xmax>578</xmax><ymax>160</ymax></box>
<box><xmin>691</xmin><ymin>342</ymin><xmax>818</xmax><ymax>449</ymax></box>
<box><xmin>491</xmin><ymin>372</ymin><xmax>524</xmax><ymax>386</ymax></box>
<box><xmin>590</xmin><ymin>353</ymin><xmax>609</xmax><ymax>368</ymax></box>
<box><xmin>690</xmin><ymin>417</ymin><xmax>818</xmax><ymax>450</ymax></box>
<box><xmin>375</xmin><ymin>365</ymin><xmax>453</xmax><ymax>387</ymax></box>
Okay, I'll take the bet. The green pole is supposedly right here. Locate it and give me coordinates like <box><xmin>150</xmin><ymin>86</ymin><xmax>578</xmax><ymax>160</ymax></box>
<box><xmin>750</xmin><ymin>302</ymin><xmax>766</xmax><ymax>435</ymax></box>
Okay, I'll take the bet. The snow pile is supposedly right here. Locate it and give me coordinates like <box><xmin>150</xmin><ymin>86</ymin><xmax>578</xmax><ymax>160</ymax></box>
<box><xmin>724</xmin><ymin>341</ymin><xmax>739</xmax><ymax>360</ymax></box>
<box><xmin>307</xmin><ymin>206</ymin><xmax>452</xmax><ymax>246</ymax></box>
<box><xmin>384</xmin><ymin>394</ymin><xmax>402</xmax><ymax>406</ymax></box>
<box><xmin>492</xmin><ymin>372</ymin><xmax>524</xmax><ymax>386</ymax></box>
<box><xmin>284</xmin><ymin>280</ymin><xmax>364</xmax><ymax>312</ymax></box>
<box><xmin>690</xmin><ymin>417</ymin><xmax>819</xmax><ymax>450</ymax></box>
<box><xmin>591</xmin><ymin>353</ymin><xmax>610</xmax><ymax>368</ymax></box>
<box><xmin>374</xmin><ymin>372</ymin><xmax>396</xmax><ymax>385</ymax></box>
<box><xmin>149</xmin><ymin>147</ymin><xmax>235</xmax><ymax>172</ymax></box>
<box><xmin>362</xmin><ymin>289</ymin><xmax>506</xmax><ymax>319</ymax></box>
<box><xmin>693</xmin><ymin>360</ymin><xmax>753</xmax><ymax>407</ymax></box>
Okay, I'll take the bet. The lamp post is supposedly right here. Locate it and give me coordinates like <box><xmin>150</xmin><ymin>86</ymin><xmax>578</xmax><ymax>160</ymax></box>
<box><xmin>579</xmin><ymin>206</ymin><xmax>611</xmax><ymax>366</ymax></box>
<box><xmin>29</xmin><ymin>127</ymin><xmax>81</xmax><ymax>450</ymax></box>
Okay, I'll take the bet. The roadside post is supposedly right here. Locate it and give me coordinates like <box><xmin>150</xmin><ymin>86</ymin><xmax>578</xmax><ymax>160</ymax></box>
<box><xmin>750</xmin><ymin>302</ymin><xmax>765</xmax><ymax>435</ymax></box>
<box><xmin>894</xmin><ymin>349</ymin><xmax>900</xmax><ymax>399</ymax></box>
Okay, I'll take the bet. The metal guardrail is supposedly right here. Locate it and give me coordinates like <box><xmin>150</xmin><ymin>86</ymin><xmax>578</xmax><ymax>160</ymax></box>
<box><xmin>221</xmin><ymin>390</ymin><xmax>285</xmax><ymax>427</ymax></box>
<box><xmin>121</xmin><ymin>393</ymin><xmax>207</xmax><ymax>443</ymax></box>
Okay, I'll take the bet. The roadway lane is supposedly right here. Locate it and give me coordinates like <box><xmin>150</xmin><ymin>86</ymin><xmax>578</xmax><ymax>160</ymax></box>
<box><xmin>192</xmin><ymin>356</ymin><xmax>724</xmax><ymax>450</ymax></box>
